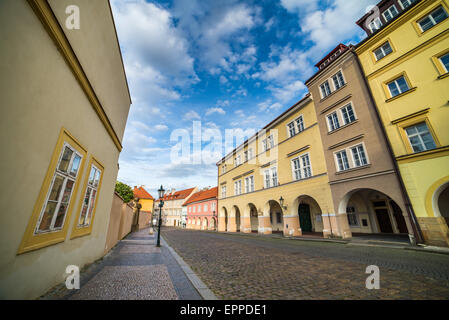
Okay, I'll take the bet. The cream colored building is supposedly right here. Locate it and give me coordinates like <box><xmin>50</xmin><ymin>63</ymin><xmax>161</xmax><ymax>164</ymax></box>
<box><xmin>0</xmin><ymin>0</ymin><xmax>131</xmax><ymax>298</ymax></box>
<box><xmin>217</xmin><ymin>94</ymin><xmax>352</xmax><ymax>238</ymax></box>
<box><xmin>155</xmin><ymin>187</ymin><xmax>197</xmax><ymax>227</ymax></box>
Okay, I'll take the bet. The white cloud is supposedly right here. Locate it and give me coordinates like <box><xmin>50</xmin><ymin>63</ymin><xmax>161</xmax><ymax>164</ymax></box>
<box><xmin>205</xmin><ymin>107</ymin><xmax>226</xmax><ymax>116</ymax></box>
<box><xmin>154</xmin><ymin>124</ymin><xmax>169</xmax><ymax>131</ymax></box>
<box><xmin>280</xmin><ymin>0</ymin><xmax>320</xmax><ymax>13</ymax></box>
<box><xmin>258</xmin><ymin>100</ymin><xmax>283</xmax><ymax>112</ymax></box>
<box><xmin>183</xmin><ymin>110</ymin><xmax>201</xmax><ymax>121</ymax></box>
<box><xmin>270</xmin><ymin>80</ymin><xmax>307</xmax><ymax>103</ymax></box>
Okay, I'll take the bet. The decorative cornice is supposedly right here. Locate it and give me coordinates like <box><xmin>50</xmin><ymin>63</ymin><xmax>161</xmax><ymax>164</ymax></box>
<box><xmin>27</xmin><ymin>0</ymin><xmax>123</xmax><ymax>152</ymax></box>
<box><xmin>286</xmin><ymin>145</ymin><xmax>310</xmax><ymax>158</ymax></box>
<box><xmin>391</xmin><ymin>108</ymin><xmax>430</xmax><ymax>124</ymax></box>
<box><xmin>328</xmin><ymin>134</ymin><xmax>364</xmax><ymax>150</ymax></box>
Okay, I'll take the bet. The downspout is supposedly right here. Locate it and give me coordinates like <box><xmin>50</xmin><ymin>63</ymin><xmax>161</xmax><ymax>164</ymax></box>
<box><xmin>353</xmin><ymin>50</ymin><xmax>424</xmax><ymax>244</ymax></box>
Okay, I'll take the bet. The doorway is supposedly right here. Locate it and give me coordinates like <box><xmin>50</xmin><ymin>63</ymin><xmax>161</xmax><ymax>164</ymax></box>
<box><xmin>298</xmin><ymin>203</ymin><xmax>312</xmax><ymax>232</ymax></box>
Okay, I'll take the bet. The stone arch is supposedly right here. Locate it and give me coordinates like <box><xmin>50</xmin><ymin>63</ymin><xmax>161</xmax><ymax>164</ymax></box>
<box><xmin>263</xmin><ymin>200</ymin><xmax>283</xmax><ymax>233</ymax></box>
<box><xmin>244</xmin><ymin>203</ymin><xmax>259</xmax><ymax>233</ymax></box>
<box><xmin>231</xmin><ymin>205</ymin><xmax>241</xmax><ymax>232</ymax></box>
<box><xmin>209</xmin><ymin>217</ymin><xmax>217</xmax><ymax>231</ymax></box>
<box><xmin>202</xmin><ymin>217</ymin><xmax>208</xmax><ymax>230</ymax></box>
<box><xmin>218</xmin><ymin>207</ymin><xmax>228</xmax><ymax>232</ymax></box>
<box><xmin>339</xmin><ymin>188</ymin><xmax>409</xmax><ymax>236</ymax></box>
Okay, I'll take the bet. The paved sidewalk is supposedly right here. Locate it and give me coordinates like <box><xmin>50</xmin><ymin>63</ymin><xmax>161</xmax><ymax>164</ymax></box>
<box><xmin>41</xmin><ymin>228</ymin><xmax>203</xmax><ymax>300</ymax></box>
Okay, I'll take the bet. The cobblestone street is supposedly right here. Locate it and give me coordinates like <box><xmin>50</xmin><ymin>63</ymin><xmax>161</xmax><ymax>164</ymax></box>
<box><xmin>162</xmin><ymin>228</ymin><xmax>449</xmax><ymax>300</ymax></box>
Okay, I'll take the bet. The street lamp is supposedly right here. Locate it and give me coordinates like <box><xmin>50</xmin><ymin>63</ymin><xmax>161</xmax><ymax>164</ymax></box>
<box><xmin>156</xmin><ymin>185</ymin><xmax>165</xmax><ymax>247</ymax></box>
<box><xmin>279</xmin><ymin>196</ymin><xmax>287</xmax><ymax>210</ymax></box>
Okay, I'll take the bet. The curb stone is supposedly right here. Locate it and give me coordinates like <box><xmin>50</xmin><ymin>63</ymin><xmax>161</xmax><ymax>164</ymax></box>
<box><xmin>161</xmin><ymin>236</ymin><xmax>218</xmax><ymax>300</ymax></box>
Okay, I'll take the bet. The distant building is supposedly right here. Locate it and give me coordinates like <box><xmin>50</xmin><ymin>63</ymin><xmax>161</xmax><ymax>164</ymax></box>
<box><xmin>0</xmin><ymin>0</ymin><xmax>131</xmax><ymax>298</ymax></box>
<box><xmin>185</xmin><ymin>187</ymin><xmax>218</xmax><ymax>231</ymax></box>
<box><xmin>133</xmin><ymin>186</ymin><xmax>155</xmax><ymax>215</ymax></box>
<box><xmin>155</xmin><ymin>187</ymin><xmax>197</xmax><ymax>227</ymax></box>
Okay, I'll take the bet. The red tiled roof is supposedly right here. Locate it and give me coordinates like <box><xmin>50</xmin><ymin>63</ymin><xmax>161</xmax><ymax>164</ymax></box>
<box><xmin>159</xmin><ymin>187</ymin><xmax>196</xmax><ymax>201</ymax></box>
<box><xmin>183</xmin><ymin>187</ymin><xmax>218</xmax><ymax>206</ymax></box>
<box><xmin>133</xmin><ymin>186</ymin><xmax>154</xmax><ymax>200</ymax></box>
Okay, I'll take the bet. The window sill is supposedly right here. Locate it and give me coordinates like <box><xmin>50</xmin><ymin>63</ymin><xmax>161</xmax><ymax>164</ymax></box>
<box><xmin>438</xmin><ymin>72</ymin><xmax>449</xmax><ymax>79</ymax></box>
<box><xmin>327</xmin><ymin>119</ymin><xmax>359</xmax><ymax>135</ymax></box>
<box><xmin>335</xmin><ymin>164</ymin><xmax>371</xmax><ymax>175</ymax></box>
<box><xmin>385</xmin><ymin>87</ymin><xmax>417</xmax><ymax>103</ymax></box>
<box><xmin>320</xmin><ymin>83</ymin><xmax>347</xmax><ymax>103</ymax></box>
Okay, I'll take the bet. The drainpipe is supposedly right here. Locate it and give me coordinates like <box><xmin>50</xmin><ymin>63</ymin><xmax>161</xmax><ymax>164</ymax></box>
<box><xmin>353</xmin><ymin>51</ymin><xmax>423</xmax><ymax>244</ymax></box>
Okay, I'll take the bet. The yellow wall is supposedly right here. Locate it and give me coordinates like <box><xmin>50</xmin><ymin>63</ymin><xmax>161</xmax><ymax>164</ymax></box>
<box><xmin>217</xmin><ymin>98</ymin><xmax>340</xmax><ymax>236</ymax></box>
<box><xmin>0</xmin><ymin>0</ymin><xmax>131</xmax><ymax>298</ymax></box>
<box><xmin>356</xmin><ymin>0</ymin><xmax>449</xmax><ymax>245</ymax></box>
<box><xmin>140</xmin><ymin>198</ymin><xmax>154</xmax><ymax>213</ymax></box>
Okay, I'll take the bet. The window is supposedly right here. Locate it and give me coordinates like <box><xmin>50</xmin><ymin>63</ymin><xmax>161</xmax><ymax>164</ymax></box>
<box><xmin>222</xmin><ymin>164</ymin><xmax>226</xmax><ymax>174</ymax></box>
<box><xmin>383</xmin><ymin>5</ymin><xmax>399</xmax><ymax>23</ymax></box>
<box><xmin>271</xmin><ymin>167</ymin><xmax>278</xmax><ymax>187</ymax></box>
<box><xmin>327</xmin><ymin>112</ymin><xmax>340</xmax><ymax>131</ymax></box>
<box><xmin>292</xmin><ymin>153</ymin><xmax>312</xmax><ymax>180</ymax></box>
<box><xmin>405</xmin><ymin>122</ymin><xmax>437</xmax><ymax>152</ymax></box>
<box><xmin>387</xmin><ymin>76</ymin><xmax>410</xmax><ymax>97</ymax></box>
<box><xmin>268</xmin><ymin>135</ymin><xmax>274</xmax><ymax>149</ymax></box>
<box><xmin>36</xmin><ymin>142</ymin><xmax>83</xmax><ymax>234</ymax></box>
<box><xmin>248</xmin><ymin>148</ymin><xmax>253</xmax><ymax>160</ymax></box>
<box><xmin>320</xmin><ymin>80</ymin><xmax>331</xmax><ymax>98</ymax></box>
<box><xmin>234</xmin><ymin>180</ymin><xmax>242</xmax><ymax>195</ymax></box>
<box><xmin>418</xmin><ymin>6</ymin><xmax>448</xmax><ymax>32</ymax></box>
<box><xmin>301</xmin><ymin>154</ymin><xmax>312</xmax><ymax>178</ymax></box>
<box><xmin>439</xmin><ymin>52</ymin><xmax>449</xmax><ymax>72</ymax></box>
<box><xmin>212</xmin><ymin>202</ymin><xmax>216</xmax><ymax>212</ymax></box>
<box><xmin>234</xmin><ymin>155</ymin><xmax>241</xmax><ymax>167</ymax></box>
<box><xmin>221</xmin><ymin>185</ymin><xmax>227</xmax><ymax>198</ymax></box>
<box><xmin>287</xmin><ymin>116</ymin><xmax>305</xmax><ymax>138</ymax></box>
<box><xmin>374</xmin><ymin>41</ymin><xmax>393</xmax><ymax>61</ymax></box>
<box><xmin>368</xmin><ymin>17</ymin><xmax>382</xmax><ymax>33</ymax></box>
<box><xmin>264</xmin><ymin>170</ymin><xmax>270</xmax><ymax>188</ymax></box>
<box><xmin>335</xmin><ymin>150</ymin><xmax>350</xmax><ymax>171</ymax></box>
<box><xmin>341</xmin><ymin>103</ymin><xmax>356</xmax><ymax>125</ymax></box>
<box><xmin>346</xmin><ymin>207</ymin><xmax>358</xmax><ymax>226</ymax></box>
<box><xmin>287</xmin><ymin>122</ymin><xmax>296</xmax><ymax>137</ymax></box>
<box><xmin>296</xmin><ymin>115</ymin><xmax>305</xmax><ymax>133</ymax></box>
<box><xmin>262</xmin><ymin>139</ymin><xmax>268</xmax><ymax>151</ymax></box>
<box><xmin>244</xmin><ymin>151</ymin><xmax>248</xmax><ymax>162</ymax></box>
<box><xmin>399</xmin><ymin>0</ymin><xmax>417</xmax><ymax>10</ymax></box>
<box><xmin>204</xmin><ymin>204</ymin><xmax>208</xmax><ymax>212</ymax></box>
<box><xmin>351</xmin><ymin>144</ymin><xmax>368</xmax><ymax>167</ymax></box>
<box><xmin>198</xmin><ymin>205</ymin><xmax>202</xmax><ymax>212</ymax></box>
<box><xmin>193</xmin><ymin>206</ymin><xmax>196</xmax><ymax>213</ymax></box>
<box><xmin>332</xmin><ymin>71</ymin><xmax>345</xmax><ymax>90</ymax></box>
<box><xmin>78</xmin><ymin>163</ymin><xmax>102</xmax><ymax>228</ymax></box>
<box><xmin>245</xmin><ymin>175</ymin><xmax>255</xmax><ymax>193</ymax></box>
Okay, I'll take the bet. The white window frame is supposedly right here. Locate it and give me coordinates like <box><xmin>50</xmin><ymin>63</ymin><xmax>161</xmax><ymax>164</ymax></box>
<box><xmin>334</xmin><ymin>150</ymin><xmax>350</xmax><ymax>172</ymax></box>
<box><xmin>387</xmin><ymin>76</ymin><xmax>410</xmax><ymax>97</ymax></box>
<box><xmin>264</xmin><ymin>169</ymin><xmax>271</xmax><ymax>189</ymax></box>
<box><xmin>399</xmin><ymin>0</ymin><xmax>417</xmax><ymax>10</ymax></box>
<box><xmin>204</xmin><ymin>203</ymin><xmax>208</xmax><ymax>212</ymax></box>
<box><xmin>78</xmin><ymin>163</ymin><xmax>102</xmax><ymax>227</ymax></box>
<box><xmin>291</xmin><ymin>153</ymin><xmax>312</xmax><ymax>181</ymax></box>
<box><xmin>234</xmin><ymin>180</ymin><xmax>242</xmax><ymax>196</ymax></box>
<box><xmin>405</xmin><ymin>122</ymin><xmax>437</xmax><ymax>153</ymax></box>
<box><xmin>368</xmin><ymin>17</ymin><xmax>383</xmax><ymax>33</ymax></box>
<box><xmin>244</xmin><ymin>175</ymin><xmax>255</xmax><ymax>193</ymax></box>
<box><xmin>320</xmin><ymin>80</ymin><xmax>331</xmax><ymax>98</ymax></box>
<box><xmin>286</xmin><ymin>115</ymin><xmax>305</xmax><ymax>138</ymax></box>
<box><xmin>287</xmin><ymin>121</ymin><xmax>296</xmax><ymax>138</ymax></box>
<box><xmin>296</xmin><ymin>115</ymin><xmax>305</xmax><ymax>133</ymax></box>
<box><xmin>417</xmin><ymin>6</ymin><xmax>449</xmax><ymax>32</ymax></box>
<box><xmin>35</xmin><ymin>142</ymin><xmax>83</xmax><ymax>234</ymax></box>
<box><xmin>382</xmin><ymin>5</ymin><xmax>399</xmax><ymax>23</ymax></box>
<box><xmin>271</xmin><ymin>167</ymin><xmax>278</xmax><ymax>187</ymax></box>
<box><xmin>332</xmin><ymin>70</ymin><xmax>345</xmax><ymax>90</ymax></box>
<box><xmin>221</xmin><ymin>185</ymin><xmax>227</xmax><ymax>198</ymax></box>
<box><xmin>350</xmin><ymin>144</ymin><xmax>369</xmax><ymax>168</ymax></box>
<box><xmin>222</xmin><ymin>164</ymin><xmax>226</xmax><ymax>174</ymax></box>
<box><xmin>327</xmin><ymin>111</ymin><xmax>340</xmax><ymax>132</ymax></box>
<box><xmin>373</xmin><ymin>41</ymin><xmax>393</xmax><ymax>61</ymax></box>
<box><xmin>340</xmin><ymin>102</ymin><xmax>357</xmax><ymax>125</ymax></box>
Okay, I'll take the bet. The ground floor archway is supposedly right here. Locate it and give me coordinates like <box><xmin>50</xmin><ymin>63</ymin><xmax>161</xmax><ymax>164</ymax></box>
<box><xmin>248</xmin><ymin>203</ymin><xmax>258</xmax><ymax>232</ymax></box>
<box><xmin>267</xmin><ymin>200</ymin><xmax>283</xmax><ymax>233</ymax></box>
<box><xmin>339</xmin><ymin>188</ymin><xmax>408</xmax><ymax>235</ymax></box>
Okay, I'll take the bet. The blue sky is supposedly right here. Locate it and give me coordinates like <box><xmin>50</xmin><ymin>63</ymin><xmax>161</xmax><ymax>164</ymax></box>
<box><xmin>110</xmin><ymin>0</ymin><xmax>376</xmax><ymax>197</ymax></box>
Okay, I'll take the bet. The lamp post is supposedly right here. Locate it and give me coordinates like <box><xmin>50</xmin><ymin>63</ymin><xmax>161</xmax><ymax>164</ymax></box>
<box><xmin>156</xmin><ymin>185</ymin><xmax>165</xmax><ymax>247</ymax></box>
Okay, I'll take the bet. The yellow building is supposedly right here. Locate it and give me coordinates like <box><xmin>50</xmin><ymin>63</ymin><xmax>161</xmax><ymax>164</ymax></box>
<box><xmin>355</xmin><ymin>0</ymin><xmax>449</xmax><ymax>246</ymax></box>
<box><xmin>133</xmin><ymin>186</ymin><xmax>155</xmax><ymax>214</ymax></box>
<box><xmin>0</xmin><ymin>0</ymin><xmax>131</xmax><ymax>298</ymax></box>
<box><xmin>216</xmin><ymin>94</ymin><xmax>352</xmax><ymax>239</ymax></box>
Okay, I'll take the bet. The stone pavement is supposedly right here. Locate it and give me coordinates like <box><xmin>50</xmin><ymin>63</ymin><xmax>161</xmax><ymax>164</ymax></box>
<box><xmin>41</xmin><ymin>228</ymin><xmax>202</xmax><ymax>300</ymax></box>
<box><xmin>162</xmin><ymin>228</ymin><xmax>449</xmax><ymax>300</ymax></box>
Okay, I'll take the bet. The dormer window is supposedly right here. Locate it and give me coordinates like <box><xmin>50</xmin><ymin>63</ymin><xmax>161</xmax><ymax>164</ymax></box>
<box><xmin>383</xmin><ymin>5</ymin><xmax>399</xmax><ymax>23</ymax></box>
<box><xmin>399</xmin><ymin>0</ymin><xmax>417</xmax><ymax>10</ymax></box>
<box><xmin>368</xmin><ymin>17</ymin><xmax>382</xmax><ymax>33</ymax></box>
